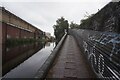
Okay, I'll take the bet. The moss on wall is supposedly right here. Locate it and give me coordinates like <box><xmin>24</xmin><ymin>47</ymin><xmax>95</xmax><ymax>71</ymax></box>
<box><xmin>79</xmin><ymin>2</ymin><xmax>120</xmax><ymax>33</ymax></box>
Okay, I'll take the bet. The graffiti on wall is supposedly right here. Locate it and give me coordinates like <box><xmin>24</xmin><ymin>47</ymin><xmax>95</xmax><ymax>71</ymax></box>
<box><xmin>70</xmin><ymin>29</ymin><xmax>120</xmax><ymax>79</ymax></box>
<box><xmin>83</xmin><ymin>32</ymin><xmax>120</xmax><ymax>79</ymax></box>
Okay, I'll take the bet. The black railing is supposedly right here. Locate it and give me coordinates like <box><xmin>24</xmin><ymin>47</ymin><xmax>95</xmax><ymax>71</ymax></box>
<box><xmin>69</xmin><ymin>29</ymin><xmax>120</xmax><ymax>79</ymax></box>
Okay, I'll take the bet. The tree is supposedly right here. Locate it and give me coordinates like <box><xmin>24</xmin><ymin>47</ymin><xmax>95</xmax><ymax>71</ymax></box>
<box><xmin>70</xmin><ymin>22</ymin><xmax>79</xmax><ymax>29</ymax></box>
<box><xmin>79</xmin><ymin>14</ymin><xmax>95</xmax><ymax>29</ymax></box>
<box><xmin>53</xmin><ymin>17</ymin><xmax>69</xmax><ymax>43</ymax></box>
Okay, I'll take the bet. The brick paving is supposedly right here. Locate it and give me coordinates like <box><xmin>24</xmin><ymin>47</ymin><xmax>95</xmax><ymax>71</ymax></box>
<box><xmin>46</xmin><ymin>35</ymin><xmax>95</xmax><ymax>78</ymax></box>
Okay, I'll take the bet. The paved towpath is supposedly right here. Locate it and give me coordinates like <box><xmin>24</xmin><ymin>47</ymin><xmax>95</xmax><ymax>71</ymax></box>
<box><xmin>46</xmin><ymin>35</ymin><xmax>95</xmax><ymax>78</ymax></box>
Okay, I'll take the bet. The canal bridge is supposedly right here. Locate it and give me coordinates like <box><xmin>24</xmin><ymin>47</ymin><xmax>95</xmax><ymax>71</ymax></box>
<box><xmin>34</xmin><ymin>29</ymin><xmax>120</xmax><ymax>79</ymax></box>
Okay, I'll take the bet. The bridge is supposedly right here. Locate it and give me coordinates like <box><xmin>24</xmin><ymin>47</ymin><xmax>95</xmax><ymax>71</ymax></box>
<box><xmin>34</xmin><ymin>29</ymin><xmax>120</xmax><ymax>79</ymax></box>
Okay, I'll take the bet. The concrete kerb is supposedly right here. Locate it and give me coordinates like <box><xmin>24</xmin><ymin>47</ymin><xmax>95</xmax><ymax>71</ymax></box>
<box><xmin>34</xmin><ymin>33</ymin><xmax>67</xmax><ymax>79</ymax></box>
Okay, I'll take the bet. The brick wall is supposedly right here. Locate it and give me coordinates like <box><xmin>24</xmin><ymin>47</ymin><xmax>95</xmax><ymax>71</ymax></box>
<box><xmin>7</xmin><ymin>25</ymin><xmax>20</xmax><ymax>39</ymax></box>
<box><xmin>2</xmin><ymin>22</ymin><xmax>36</xmax><ymax>44</ymax></box>
<box><xmin>1</xmin><ymin>7</ymin><xmax>44</xmax><ymax>44</ymax></box>
<box><xmin>0</xmin><ymin>22</ymin><xmax>2</xmax><ymax>44</ymax></box>
<box><xmin>2</xmin><ymin>22</ymin><xmax>7</xmax><ymax>44</ymax></box>
<box><xmin>1</xmin><ymin>7</ymin><xmax>37</xmax><ymax>33</ymax></box>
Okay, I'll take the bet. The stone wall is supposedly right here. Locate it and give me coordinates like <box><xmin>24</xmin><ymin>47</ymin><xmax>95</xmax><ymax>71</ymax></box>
<box><xmin>80</xmin><ymin>2</ymin><xmax>120</xmax><ymax>33</ymax></box>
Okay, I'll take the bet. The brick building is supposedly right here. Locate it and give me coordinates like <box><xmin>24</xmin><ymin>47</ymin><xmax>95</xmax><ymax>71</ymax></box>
<box><xmin>0</xmin><ymin>7</ymin><xmax>44</xmax><ymax>44</ymax></box>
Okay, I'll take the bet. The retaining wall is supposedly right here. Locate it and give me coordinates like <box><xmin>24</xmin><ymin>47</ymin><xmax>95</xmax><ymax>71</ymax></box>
<box><xmin>69</xmin><ymin>29</ymin><xmax>120</xmax><ymax>79</ymax></box>
<box><xmin>80</xmin><ymin>2</ymin><xmax>120</xmax><ymax>33</ymax></box>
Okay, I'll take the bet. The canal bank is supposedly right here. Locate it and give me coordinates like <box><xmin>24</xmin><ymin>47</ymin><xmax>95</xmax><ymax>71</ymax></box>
<box><xmin>35</xmin><ymin>33</ymin><xmax>67</xmax><ymax>78</ymax></box>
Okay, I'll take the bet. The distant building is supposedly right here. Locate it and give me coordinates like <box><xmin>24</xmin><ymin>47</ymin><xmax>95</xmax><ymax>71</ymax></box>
<box><xmin>45</xmin><ymin>32</ymin><xmax>51</xmax><ymax>39</ymax></box>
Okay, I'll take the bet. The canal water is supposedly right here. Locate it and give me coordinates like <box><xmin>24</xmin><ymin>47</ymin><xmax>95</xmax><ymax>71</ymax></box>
<box><xmin>2</xmin><ymin>42</ymin><xmax>55</xmax><ymax>78</ymax></box>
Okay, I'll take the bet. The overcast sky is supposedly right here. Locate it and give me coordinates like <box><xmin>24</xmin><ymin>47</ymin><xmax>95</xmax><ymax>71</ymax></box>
<box><xmin>1</xmin><ymin>0</ymin><xmax>111</xmax><ymax>36</ymax></box>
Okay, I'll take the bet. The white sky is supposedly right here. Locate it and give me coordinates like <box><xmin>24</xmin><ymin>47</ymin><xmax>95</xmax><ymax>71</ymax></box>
<box><xmin>1</xmin><ymin>0</ymin><xmax>111</xmax><ymax>36</ymax></box>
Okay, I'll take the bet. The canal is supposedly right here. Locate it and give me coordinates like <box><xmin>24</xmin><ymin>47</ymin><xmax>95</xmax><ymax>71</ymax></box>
<box><xmin>2</xmin><ymin>42</ymin><xmax>55</xmax><ymax>78</ymax></box>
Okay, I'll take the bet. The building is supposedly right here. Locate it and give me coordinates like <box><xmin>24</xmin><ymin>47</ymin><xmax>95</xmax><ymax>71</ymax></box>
<box><xmin>45</xmin><ymin>32</ymin><xmax>51</xmax><ymax>39</ymax></box>
<box><xmin>0</xmin><ymin>7</ymin><xmax>44</xmax><ymax>44</ymax></box>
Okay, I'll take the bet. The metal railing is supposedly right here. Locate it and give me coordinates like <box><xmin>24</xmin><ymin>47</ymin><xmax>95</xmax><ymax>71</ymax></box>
<box><xmin>69</xmin><ymin>29</ymin><xmax>120</xmax><ymax>79</ymax></box>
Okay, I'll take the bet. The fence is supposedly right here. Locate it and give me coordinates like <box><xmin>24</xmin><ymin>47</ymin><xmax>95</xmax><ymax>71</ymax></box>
<box><xmin>69</xmin><ymin>29</ymin><xmax>120</xmax><ymax>79</ymax></box>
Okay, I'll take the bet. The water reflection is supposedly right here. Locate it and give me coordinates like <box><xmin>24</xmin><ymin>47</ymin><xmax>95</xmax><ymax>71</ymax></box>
<box><xmin>2</xmin><ymin>42</ymin><xmax>44</xmax><ymax>76</ymax></box>
<box><xmin>3</xmin><ymin>43</ymin><xmax>54</xmax><ymax>78</ymax></box>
